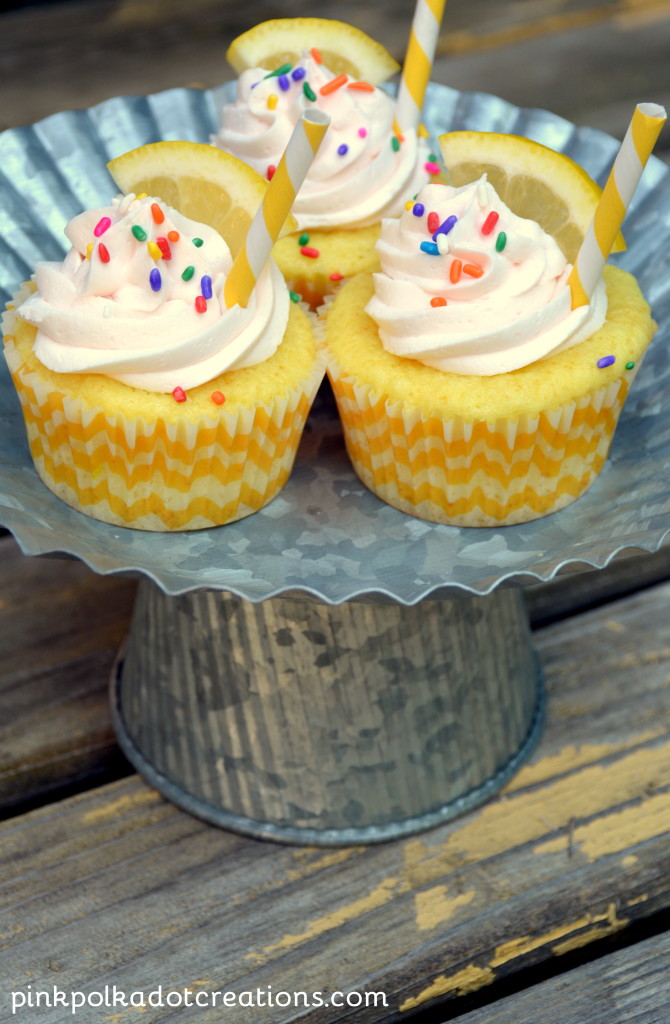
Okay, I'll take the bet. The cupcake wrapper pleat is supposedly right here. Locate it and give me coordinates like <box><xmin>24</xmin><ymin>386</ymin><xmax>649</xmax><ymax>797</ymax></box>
<box><xmin>327</xmin><ymin>352</ymin><xmax>635</xmax><ymax>526</ymax></box>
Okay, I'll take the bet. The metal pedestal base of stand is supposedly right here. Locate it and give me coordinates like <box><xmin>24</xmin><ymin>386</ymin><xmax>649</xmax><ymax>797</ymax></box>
<box><xmin>111</xmin><ymin>582</ymin><xmax>545</xmax><ymax>846</ymax></box>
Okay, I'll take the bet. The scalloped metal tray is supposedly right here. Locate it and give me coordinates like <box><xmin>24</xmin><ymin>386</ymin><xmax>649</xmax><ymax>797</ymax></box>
<box><xmin>0</xmin><ymin>82</ymin><xmax>668</xmax><ymax>603</ymax></box>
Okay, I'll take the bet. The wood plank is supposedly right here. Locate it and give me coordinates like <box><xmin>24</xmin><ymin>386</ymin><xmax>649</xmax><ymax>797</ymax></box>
<box><xmin>0</xmin><ymin>578</ymin><xmax>668</xmax><ymax>1023</ymax></box>
<box><xmin>1</xmin><ymin>0</ymin><xmax>669</xmax><ymax>149</ymax></box>
<box><xmin>0</xmin><ymin>535</ymin><xmax>136</xmax><ymax>814</ymax></box>
<box><xmin>448</xmin><ymin>927</ymin><xmax>670</xmax><ymax>1024</ymax></box>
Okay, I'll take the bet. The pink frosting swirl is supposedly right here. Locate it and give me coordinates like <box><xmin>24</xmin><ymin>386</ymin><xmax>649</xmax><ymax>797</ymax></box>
<box><xmin>213</xmin><ymin>53</ymin><xmax>432</xmax><ymax>230</ymax></box>
<box><xmin>366</xmin><ymin>178</ymin><xmax>607</xmax><ymax>375</ymax></box>
<box><xmin>16</xmin><ymin>194</ymin><xmax>288</xmax><ymax>393</ymax></box>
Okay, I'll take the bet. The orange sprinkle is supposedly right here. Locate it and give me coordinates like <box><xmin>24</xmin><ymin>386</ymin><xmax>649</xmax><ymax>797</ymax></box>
<box><xmin>463</xmin><ymin>263</ymin><xmax>484</xmax><ymax>278</ymax></box>
<box><xmin>320</xmin><ymin>74</ymin><xmax>348</xmax><ymax>96</ymax></box>
<box><xmin>151</xmin><ymin>202</ymin><xmax>165</xmax><ymax>224</ymax></box>
<box><xmin>450</xmin><ymin>258</ymin><xmax>463</xmax><ymax>284</ymax></box>
<box><xmin>211</xmin><ymin>391</ymin><xmax>226</xmax><ymax>406</ymax></box>
<box><xmin>310</xmin><ymin>47</ymin><xmax>323</xmax><ymax>63</ymax></box>
<box><xmin>347</xmin><ymin>81</ymin><xmax>374</xmax><ymax>92</ymax></box>
<box><xmin>430</xmin><ymin>296</ymin><xmax>447</xmax><ymax>307</ymax></box>
<box><xmin>168</xmin><ymin>230</ymin><xmax>180</xmax><ymax>242</ymax></box>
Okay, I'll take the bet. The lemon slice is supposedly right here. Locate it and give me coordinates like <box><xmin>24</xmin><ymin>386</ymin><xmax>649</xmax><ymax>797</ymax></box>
<box><xmin>438</xmin><ymin>131</ymin><xmax>625</xmax><ymax>262</ymax></box>
<box><xmin>107</xmin><ymin>141</ymin><xmax>296</xmax><ymax>256</ymax></box>
<box><xmin>226</xmin><ymin>18</ymin><xmax>400</xmax><ymax>84</ymax></box>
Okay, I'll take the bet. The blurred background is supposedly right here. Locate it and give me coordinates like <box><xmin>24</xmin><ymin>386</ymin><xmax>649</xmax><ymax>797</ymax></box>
<box><xmin>1</xmin><ymin>0</ymin><xmax>669</xmax><ymax>153</ymax></box>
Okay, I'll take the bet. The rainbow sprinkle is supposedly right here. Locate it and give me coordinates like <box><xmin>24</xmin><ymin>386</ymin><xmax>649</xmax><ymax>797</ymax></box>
<box><xmin>597</xmin><ymin>355</ymin><xmax>616</xmax><ymax>368</ymax></box>
<box><xmin>482</xmin><ymin>211</ymin><xmax>500</xmax><ymax>236</ymax></box>
<box><xmin>149</xmin><ymin>268</ymin><xmax>162</xmax><ymax>292</ymax></box>
<box><xmin>94</xmin><ymin>217</ymin><xmax>111</xmax><ymax>237</ymax></box>
<box><xmin>172</xmin><ymin>386</ymin><xmax>187</xmax><ymax>403</ymax></box>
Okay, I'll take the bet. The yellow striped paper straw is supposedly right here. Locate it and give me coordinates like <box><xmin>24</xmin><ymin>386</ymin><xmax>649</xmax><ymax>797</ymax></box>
<box><xmin>569</xmin><ymin>102</ymin><xmax>666</xmax><ymax>308</ymax></box>
<box><xmin>395</xmin><ymin>0</ymin><xmax>447</xmax><ymax>134</ymax></box>
<box><xmin>224</xmin><ymin>109</ymin><xmax>330</xmax><ymax>309</ymax></box>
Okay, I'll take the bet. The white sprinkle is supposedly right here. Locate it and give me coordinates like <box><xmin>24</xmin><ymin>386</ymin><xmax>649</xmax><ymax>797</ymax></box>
<box><xmin>436</xmin><ymin>232</ymin><xmax>450</xmax><ymax>254</ymax></box>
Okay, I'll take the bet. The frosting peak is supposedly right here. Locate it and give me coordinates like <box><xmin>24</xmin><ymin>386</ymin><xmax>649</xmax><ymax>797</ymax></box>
<box><xmin>366</xmin><ymin>177</ymin><xmax>607</xmax><ymax>375</ymax></box>
<box><xmin>17</xmin><ymin>194</ymin><xmax>288</xmax><ymax>393</ymax></box>
<box><xmin>214</xmin><ymin>52</ymin><xmax>432</xmax><ymax>229</ymax></box>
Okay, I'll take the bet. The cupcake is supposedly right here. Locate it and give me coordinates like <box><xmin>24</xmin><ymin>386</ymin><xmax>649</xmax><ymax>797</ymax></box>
<box><xmin>323</xmin><ymin>176</ymin><xmax>657</xmax><ymax>526</ymax></box>
<box><xmin>2</xmin><ymin>192</ymin><xmax>323</xmax><ymax>531</ymax></box>
<box><xmin>213</xmin><ymin>18</ymin><xmax>438</xmax><ymax>306</ymax></box>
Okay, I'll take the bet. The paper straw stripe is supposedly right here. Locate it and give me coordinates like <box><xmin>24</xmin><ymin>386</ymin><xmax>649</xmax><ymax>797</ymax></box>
<box><xmin>569</xmin><ymin>102</ymin><xmax>666</xmax><ymax>308</ymax></box>
<box><xmin>592</xmin><ymin>186</ymin><xmax>627</xmax><ymax>254</ymax></box>
<box><xmin>396</xmin><ymin>0</ymin><xmax>447</xmax><ymax>132</ymax></box>
<box><xmin>224</xmin><ymin>109</ymin><xmax>330</xmax><ymax>309</ymax></box>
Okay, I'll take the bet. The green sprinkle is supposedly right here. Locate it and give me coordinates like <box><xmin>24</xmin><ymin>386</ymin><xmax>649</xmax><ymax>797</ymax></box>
<box><xmin>303</xmin><ymin>81</ymin><xmax>317</xmax><ymax>101</ymax></box>
<box><xmin>289</xmin><ymin>290</ymin><xmax>301</xmax><ymax>303</ymax></box>
<box><xmin>298</xmin><ymin>232</ymin><xmax>310</xmax><ymax>246</ymax></box>
<box><xmin>181</xmin><ymin>265</ymin><xmax>195</xmax><ymax>281</ymax></box>
<box><xmin>428</xmin><ymin>153</ymin><xmax>438</xmax><ymax>162</ymax></box>
<box><xmin>192</xmin><ymin>237</ymin><xmax>204</xmax><ymax>247</ymax></box>
<box><xmin>131</xmin><ymin>225</ymin><xmax>147</xmax><ymax>242</ymax></box>
<box><xmin>265</xmin><ymin>63</ymin><xmax>292</xmax><ymax>78</ymax></box>
<box><xmin>625</xmin><ymin>361</ymin><xmax>636</xmax><ymax>370</ymax></box>
<box><xmin>391</xmin><ymin>136</ymin><xmax>401</xmax><ymax>152</ymax></box>
<box><xmin>495</xmin><ymin>232</ymin><xmax>507</xmax><ymax>252</ymax></box>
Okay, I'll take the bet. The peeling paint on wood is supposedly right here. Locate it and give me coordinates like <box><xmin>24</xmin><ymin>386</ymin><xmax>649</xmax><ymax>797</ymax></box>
<box><xmin>399</xmin><ymin>965</ymin><xmax>496</xmax><ymax>1011</ymax></box>
<box><xmin>415</xmin><ymin>887</ymin><xmax>477</xmax><ymax>931</ymax></box>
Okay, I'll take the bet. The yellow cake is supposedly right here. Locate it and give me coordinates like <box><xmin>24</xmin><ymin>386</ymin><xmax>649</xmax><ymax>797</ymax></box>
<box><xmin>2</xmin><ymin>192</ymin><xmax>323</xmax><ymax>531</ymax></box>
<box><xmin>323</xmin><ymin>176</ymin><xmax>657</xmax><ymax>526</ymax></box>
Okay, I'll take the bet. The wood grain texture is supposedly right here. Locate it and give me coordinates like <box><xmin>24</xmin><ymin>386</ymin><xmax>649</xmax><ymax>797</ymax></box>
<box><xmin>451</xmin><ymin>928</ymin><xmax>670</xmax><ymax>1024</ymax></box>
<box><xmin>0</xmin><ymin>567</ymin><xmax>668</xmax><ymax>1022</ymax></box>
<box><xmin>0</xmin><ymin>536</ymin><xmax>136</xmax><ymax>813</ymax></box>
<box><xmin>1</xmin><ymin>0</ymin><xmax>669</xmax><ymax>149</ymax></box>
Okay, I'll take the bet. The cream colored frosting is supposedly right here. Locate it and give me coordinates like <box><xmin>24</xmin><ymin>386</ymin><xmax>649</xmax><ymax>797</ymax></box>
<box><xmin>366</xmin><ymin>177</ymin><xmax>608</xmax><ymax>375</ymax></box>
<box><xmin>16</xmin><ymin>194</ymin><xmax>288</xmax><ymax>393</ymax></box>
<box><xmin>213</xmin><ymin>53</ymin><xmax>433</xmax><ymax>230</ymax></box>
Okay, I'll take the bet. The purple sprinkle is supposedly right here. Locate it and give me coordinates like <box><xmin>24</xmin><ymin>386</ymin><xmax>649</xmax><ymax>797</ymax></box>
<box><xmin>597</xmin><ymin>355</ymin><xmax>616</xmax><ymax>369</ymax></box>
<box><xmin>201</xmin><ymin>274</ymin><xmax>213</xmax><ymax>300</ymax></box>
<box><xmin>149</xmin><ymin>268</ymin><xmax>162</xmax><ymax>292</ymax></box>
<box><xmin>278</xmin><ymin>74</ymin><xmax>290</xmax><ymax>91</ymax></box>
<box><xmin>291</xmin><ymin>67</ymin><xmax>306</xmax><ymax>82</ymax></box>
<box><xmin>412</xmin><ymin>202</ymin><xmax>425</xmax><ymax>217</ymax></box>
<box><xmin>337</xmin><ymin>143</ymin><xmax>349</xmax><ymax>156</ymax></box>
<box><xmin>433</xmin><ymin>214</ymin><xmax>458</xmax><ymax>242</ymax></box>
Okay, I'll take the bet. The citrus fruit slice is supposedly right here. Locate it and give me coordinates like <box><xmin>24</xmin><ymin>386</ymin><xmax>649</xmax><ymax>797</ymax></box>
<box><xmin>438</xmin><ymin>131</ymin><xmax>625</xmax><ymax>262</ymax></box>
<box><xmin>107</xmin><ymin>141</ymin><xmax>296</xmax><ymax>256</ymax></box>
<box><xmin>226</xmin><ymin>18</ymin><xmax>400</xmax><ymax>85</ymax></box>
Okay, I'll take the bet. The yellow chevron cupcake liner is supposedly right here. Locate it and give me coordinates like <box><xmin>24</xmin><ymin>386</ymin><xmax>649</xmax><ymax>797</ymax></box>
<box><xmin>323</xmin><ymin>267</ymin><xmax>656</xmax><ymax>527</ymax></box>
<box><xmin>3</xmin><ymin>291</ymin><xmax>323</xmax><ymax>531</ymax></box>
<box><xmin>326</xmin><ymin>358</ymin><xmax>633</xmax><ymax>525</ymax></box>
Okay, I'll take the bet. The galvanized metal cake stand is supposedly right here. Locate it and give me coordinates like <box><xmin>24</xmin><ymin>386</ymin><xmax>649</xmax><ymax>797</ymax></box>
<box><xmin>110</xmin><ymin>560</ymin><xmax>544</xmax><ymax>845</ymax></box>
<box><xmin>2</xmin><ymin>83</ymin><xmax>669</xmax><ymax>845</ymax></box>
